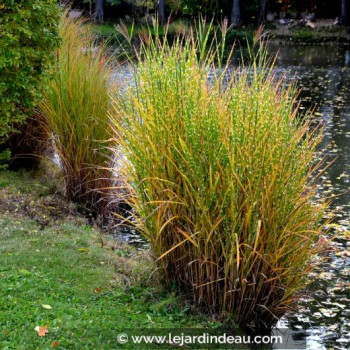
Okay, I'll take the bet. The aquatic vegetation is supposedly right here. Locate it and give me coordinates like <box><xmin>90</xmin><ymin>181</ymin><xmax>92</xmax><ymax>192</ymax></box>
<box><xmin>40</xmin><ymin>12</ymin><xmax>115</xmax><ymax>214</ymax></box>
<box><xmin>111</xmin><ymin>25</ymin><xmax>329</xmax><ymax>329</ymax></box>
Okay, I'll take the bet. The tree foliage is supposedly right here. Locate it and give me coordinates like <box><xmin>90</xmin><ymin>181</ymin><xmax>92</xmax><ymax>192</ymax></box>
<box><xmin>125</xmin><ymin>0</ymin><xmax>157</xmax><ymax>9</ymax></box>
<box><xmin>81</xmin><ymin>0</ymin><xmax>347</xmax><ymax>22</ymax></box>
<box><xmin>0</xmin><ymin>0</ymin><xmax>60</xmax><ymax>162</ymax></box>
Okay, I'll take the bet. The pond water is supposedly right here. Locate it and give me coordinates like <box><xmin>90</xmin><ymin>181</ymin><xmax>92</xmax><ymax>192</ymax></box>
<box><xmin>269</xmin><ymin>44</ymin><xmax>350</xmax><ymax>350</ymax></box>
<box><xmin>113</xmin><ymin>44</ymin><xmax>350</xmax><ymax>349</ymax></box>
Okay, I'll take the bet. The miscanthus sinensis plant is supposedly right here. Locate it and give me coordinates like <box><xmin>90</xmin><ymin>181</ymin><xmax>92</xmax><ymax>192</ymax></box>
<box><xmin>111</xmin><ymin>24</ymin><xmax>328</xmax><ymax>328</ymax></box>
<box><xmin>41</xmin><ymin>12</ymin><xmax>116</xmax><ymax>215</ymax></box>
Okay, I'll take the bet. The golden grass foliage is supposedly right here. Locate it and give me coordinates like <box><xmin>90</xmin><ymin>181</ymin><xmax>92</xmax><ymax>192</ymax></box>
<box><xmin>41</xmin><ymin>12</ymin><xmax>114</xmax><ymax>214</ymax></box>
<box><xmin>112</xmin><ymin>28</ymin><xmax>328</xmax><ymax>328</ymax></box>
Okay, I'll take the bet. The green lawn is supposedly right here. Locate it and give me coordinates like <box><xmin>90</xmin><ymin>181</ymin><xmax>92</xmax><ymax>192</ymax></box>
<box><xmin>0</xmin><ymin>170</ymin><xmax>216</xmax><ymax>349</ymax></box>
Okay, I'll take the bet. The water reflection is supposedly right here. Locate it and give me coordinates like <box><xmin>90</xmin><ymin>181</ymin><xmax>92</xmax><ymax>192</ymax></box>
<box><xmin>268</xmin><ymin>44</ymin><xmax>350</xmax><ymax>350</ymax></box>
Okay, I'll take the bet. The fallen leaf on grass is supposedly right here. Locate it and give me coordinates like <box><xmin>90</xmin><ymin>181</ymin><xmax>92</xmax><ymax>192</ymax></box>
<box><xmin>42</xmin><ymin>304</ymin><xmax>52</xmax><ymax>310</ymax></box>
<box><xmin>35</xmin><ymin>325</ymin><xmax>49</xmax><ymax>337</ymax></box>
<box><xmin>94</xmin><ymin>287</ymin><xmax>101</xmax><ymax>294</ymax></box>
<box><xmin>51</xmin><ymin>341</ymin><xmax>60</xmax><ymax>348</ymax></box>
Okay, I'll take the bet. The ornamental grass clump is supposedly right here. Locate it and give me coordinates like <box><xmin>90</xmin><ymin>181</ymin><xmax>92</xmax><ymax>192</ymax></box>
<box><xmin>111</xmin><ymin>30</ymin><xmax>328</xmax><ymax>328</ymax></box>
<box><xmin>41</xmin><ymin>12</ymin><xmax>115</xmax><ymax>214</ymax></box>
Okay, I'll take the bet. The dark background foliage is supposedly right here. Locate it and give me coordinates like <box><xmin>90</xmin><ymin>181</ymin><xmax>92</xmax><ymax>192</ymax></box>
<box><xmin>70</xmin><ymin>0</ymin><xmax>346</xmax><ymax>22</ymax></box>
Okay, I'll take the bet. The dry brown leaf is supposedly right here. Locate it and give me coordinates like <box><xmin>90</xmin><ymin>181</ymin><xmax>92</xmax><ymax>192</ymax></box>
<box><xmin>35</xmin><ymin>325</ymin><xmax>49</xmax><ymax>337</ymax></box>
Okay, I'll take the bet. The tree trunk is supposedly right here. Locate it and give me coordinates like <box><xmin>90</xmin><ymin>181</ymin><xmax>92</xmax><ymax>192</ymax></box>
<box><xmin>231</xmin><ymin>0</ymin><xmax>241</xmax><ymax>27</ymax></box>
<box><xmin>158</xmin><ymin>0</ymin><xmax>165</xmax><ymax>24</ymax></box>
<box><xmin>94</xmin><ymin>0</ymin><xmax>104</xmax><ymax>23</ymax></box>
<box><xmin>341</xmin><ymin>0</ymin><xmax>348</xmax><ymax>25</ymax></box>
<box><xmin>258</xmin><ymin>0</ymin><xmax>267</xmax><ymax>24</ymax></box>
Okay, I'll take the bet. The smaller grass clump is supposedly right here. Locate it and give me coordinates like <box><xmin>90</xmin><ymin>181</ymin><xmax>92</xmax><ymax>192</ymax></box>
<box><xmin>40</xmin><ymin>11</ymin><xmax>115</xmax><ymax>215</ymax></box>
<box><xmin>111</xmin><ymin>28</ymin><xmax>328</xmax><ymax>329</ymax></box>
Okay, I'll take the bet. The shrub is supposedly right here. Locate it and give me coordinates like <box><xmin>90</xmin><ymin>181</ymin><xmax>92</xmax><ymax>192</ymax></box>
<box><xmin>111</xmin><ymin>31</ymin><xmax>328</xmax><ymax>328</ymax></box>
<box><xmin>2</xmin><ymin>113</ymin><xmax>48</xmax><ymax>170</ymax></box>
<box><xmin>0</xmin><ymin>0</ymin><xmax>60</xmax><ymax>166</ymax></box>
<box><xmin>168</xmin><ymin>20</ymin><xmax>191</xmax><ymax>36</ymax></box>
<box><xmin>40</xmin><ymin>13</ymin><xmax>115</xmax><ymax>215</ymax></box>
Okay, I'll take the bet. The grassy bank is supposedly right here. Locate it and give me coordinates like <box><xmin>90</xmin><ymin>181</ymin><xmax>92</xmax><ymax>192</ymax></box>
<box><xmin>0</xmin><ymin>169</ymin><xmax>216</xmax><ymax>349</ymax></box>
<box><xmin>92</xmin><ymin>21</ymin><xmax>349</xmax><ymax>47</ymax></box>
<box><xmin>272</xmin><ymin>26</ymin><xmax>349</xmax><ymax>44</ymax></box>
